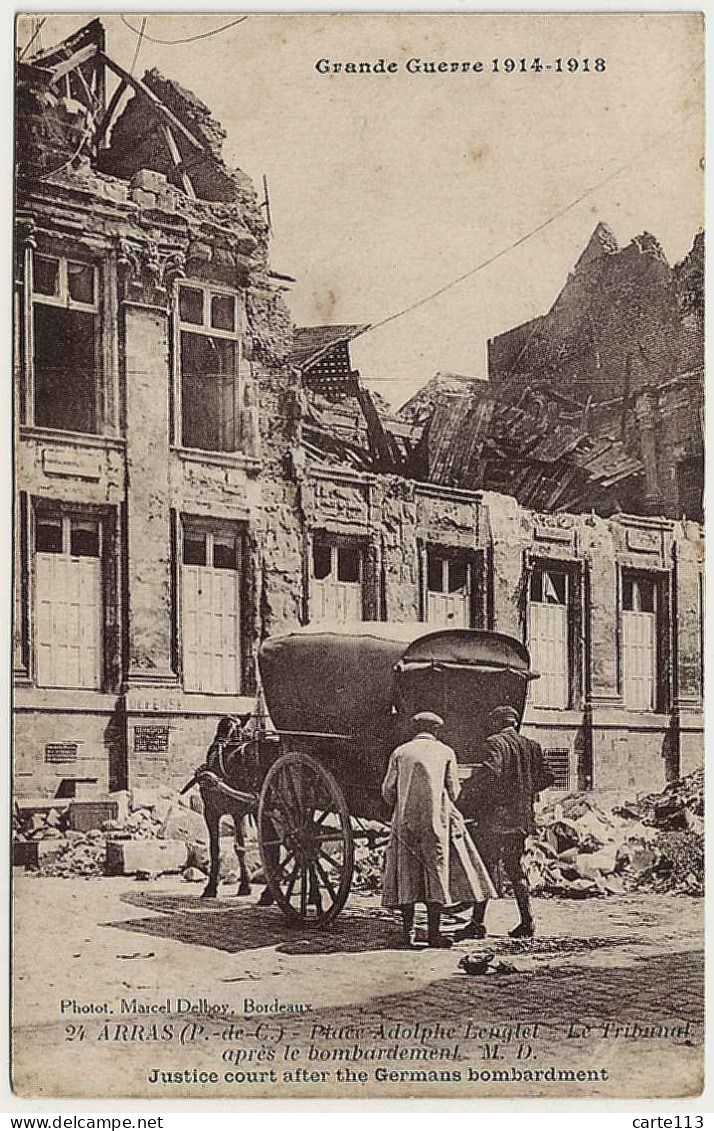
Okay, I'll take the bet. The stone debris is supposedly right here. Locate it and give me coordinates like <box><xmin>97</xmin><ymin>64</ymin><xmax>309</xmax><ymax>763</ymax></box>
<box><xmin>355</xmin><ymin>771</ymin><xmax>703</xmax><ymax>901</ymax></box>
<box><xmin>353</xmin><ymin>846</ymin><xmax>387</xmax><ymax>892</ymax></box>
<box><xmin>182</xmin><ymin>867</ymin><xmax>206</xmax><ymax>883</ymax></box>
<box><xmin>526</xmin><ymin>769</ymin><xmax>704</xmax><ymax>899</ymax></box>
<box><xmin>16</xmin><ymin>789</ymin><xmax>195</xmax><ymax>879</ymax></box>
<box><xmin>16</xmin><ymin>770</ymin><xmax>703</xmax><ymax>897</ymax></box>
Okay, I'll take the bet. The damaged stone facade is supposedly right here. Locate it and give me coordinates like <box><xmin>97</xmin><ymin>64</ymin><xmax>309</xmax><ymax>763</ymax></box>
<box><xmin>488</xmin><ymin>223</ymin><xmax>704</xmax><ymax>521</ymax></box>
<box><xmin>14</xmin><ymin>23</ymin><xmax>294</xmax><ymax>797</ymax></box>
<box><xmin>14</xmin><ymin>22</ymin><xmax>703</xmax><ymax>802</ymax></box>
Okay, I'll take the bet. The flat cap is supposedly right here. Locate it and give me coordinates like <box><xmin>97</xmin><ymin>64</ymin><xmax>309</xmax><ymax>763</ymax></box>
<box><xmin>486</xmin><ymin>705</ymin><xmax>519</xmax><ymax>729</ymax></box>
<box><xmin>411</xmin><ymin>711</ymin><xmax>445</xmax><ymax>729</ymax></box>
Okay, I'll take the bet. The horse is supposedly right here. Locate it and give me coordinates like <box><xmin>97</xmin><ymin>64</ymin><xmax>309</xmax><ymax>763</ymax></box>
<box><xmin>187</xmin><ymin>713</ymin><xmax>274</xmax><ymax>904</ymax></box>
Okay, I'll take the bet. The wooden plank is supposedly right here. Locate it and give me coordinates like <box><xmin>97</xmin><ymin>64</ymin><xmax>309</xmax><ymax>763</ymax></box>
<box><xmin>353</xmin><ymin>381</ymin><xmax>395</xmax><ymax>470</ymax></box>
<box><xmin>31</xmin><ymin>18</ymin><xmax>104</xmax><ymax>66</ymax></box>
<box><xmin>100</xmin><ymin>52</ymin><xmax>207</xmax><ymax>156</ymax></box>
<box><xmin>73</xmin><ymin>61</ymin><xmax>98</xmax><ymax>112</ymax></box>
<box><xmin>48</xmin><ymin>42</ymin><xmax>99</xmax><ymax>83</ymax></box>
<box><xmin>95</xmin><ymin>77</ymin><xmax>128</xmax><ymax>145</ymax></box>
<box><xmin>160</xmin><ymin>123</ymin><xmax>196</xmax><ymax>198</ymax></box>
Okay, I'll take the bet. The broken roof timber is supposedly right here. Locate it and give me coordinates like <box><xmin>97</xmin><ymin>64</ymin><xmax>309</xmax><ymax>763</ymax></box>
<box><xmin>99</xmin><ymin>52</ymin><xmax>208</xmax><ymax>156</ymax></box>
<box><xmin>424</xmin><ymin>392</ymin><xmax>494</xmax><ymax>487</ymax></box>
<box><xmin>30</xmin><ymin>18</ymin><xmax>104</xmax><ymax>63</ymax></box>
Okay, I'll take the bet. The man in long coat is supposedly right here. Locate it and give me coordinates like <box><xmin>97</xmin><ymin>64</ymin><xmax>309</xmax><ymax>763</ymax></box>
<box><xmin>381</xmin><ymin>711</ymin><xmax>496</xmax><ymax>948</ymax></box>
<box><xmin>457</xmin><ymin>705</ymin><xmax>554</xmax><ymax>939</ymax></box>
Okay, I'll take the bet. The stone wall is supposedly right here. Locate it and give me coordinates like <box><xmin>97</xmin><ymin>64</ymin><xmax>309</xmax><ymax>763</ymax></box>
<box><xmin>488</xmin><ymin>224</ymin><xmax>681</xmax><ymax>404</ymax></box>
<box><xmin>487</xmin><ymin>225</ymin><xmax>704</xmax><ymax>521</ymax></box>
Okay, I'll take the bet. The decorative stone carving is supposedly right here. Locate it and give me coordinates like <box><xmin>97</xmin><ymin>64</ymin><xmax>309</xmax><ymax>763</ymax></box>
<box><xmin>160</xmin><ymin>251</ymin><xmax>186</xmax><ymax>291</ymax></box>
<box><xmin>116</xmin><ymin>236</ymin><xmax>186</xmax><ymax>305</ymax></box>
<box><xmin>116</xmin><ymin>236</ymin><xmax>142</xmax><ymax>291</ymax></box>
<box><xmin>17</xmin><ymin>218</ymin><xmax>37</xmax><ymax>252</ymax></box>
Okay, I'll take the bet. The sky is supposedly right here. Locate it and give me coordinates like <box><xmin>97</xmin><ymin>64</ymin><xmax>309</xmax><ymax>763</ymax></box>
<box><xmin>17</xmin><ymin>12</ymin><xmax>704</xmax><ymax>407</ymax></box>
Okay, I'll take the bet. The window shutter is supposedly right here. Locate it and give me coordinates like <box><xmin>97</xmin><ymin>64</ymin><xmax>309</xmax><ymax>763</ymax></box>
<box><xmin>36</xmin><ymin>548</ymin><xmax>102</xmax><ymax>690</ymax></box>
<box><xmin>181</xmin><ymin>526</ymin><xmax>241</xmax><ymax>694</ymax></box>
<box><xmin>529</xmin><ymin>602</ymin><xmax>568</xmax><ymax>708</ymax></box>
<box><xmin>622</xmin><ymin>610</ymin><xmax>655</xmax><ymax>710</ymax></box>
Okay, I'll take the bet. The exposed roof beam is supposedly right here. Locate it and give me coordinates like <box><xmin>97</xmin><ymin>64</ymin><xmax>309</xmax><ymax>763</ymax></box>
<box><xmin>99</xmin><ymin>52</ymin><xmax>208</xmax><ymax>157</ymax></box>
<box><xmin>30</xmin><ymin>17</ymin><xmax>105</xmax><ymax>67</ymax></box>
<box><xmin>160</xmin><ymin>123</ymin><xmax>196</xmax><ymax>198</ymax></box>
<box><xmin>95</xmin><ymin>77</ymin><xmax>129</xmax><ymax>146</ymax></box>
<box><xmin>47</xmin><ymin>42</ymin><xmax>98</xmax><ymax>82</ymax></box>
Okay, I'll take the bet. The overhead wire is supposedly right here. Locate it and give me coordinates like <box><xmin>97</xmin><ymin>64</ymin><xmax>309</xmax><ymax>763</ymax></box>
<box><xmin>358</xmin><ymin>101</ymin><xmax>702</xmax><ymax>342</ymax></box>
<box><xmin>18</xmin><ymin>17</ymin><xmax>47</xmax><ymax>61</ymax></box>
<box><xmin>120</xmin><ymin>14</ymin><xmax>249</xmax><ymax>45</ymax></box>
<box><xmin>129</xmin><ymin>16</ymin><xmax>147</xmax><ymax>77</ymax></box>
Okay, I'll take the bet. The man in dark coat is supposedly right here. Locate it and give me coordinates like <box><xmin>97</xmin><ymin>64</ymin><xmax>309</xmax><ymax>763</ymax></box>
<box><xmin>456</xmin><ymin>705</ymin><xmax>554</xmax><ymax>939</ymax></box>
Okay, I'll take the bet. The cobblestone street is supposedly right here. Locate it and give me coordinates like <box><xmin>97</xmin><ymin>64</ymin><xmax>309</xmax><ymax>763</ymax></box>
<box><xmin>12</xmin><ymin>874</ymin><xmax>703</xmax><ymax>1100</ymax></box>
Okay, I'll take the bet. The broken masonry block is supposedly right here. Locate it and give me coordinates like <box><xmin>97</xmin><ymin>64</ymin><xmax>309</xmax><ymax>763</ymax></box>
<box><xmin>105</xmin><ymin>839</ymin><xmax>189</xmax><ymax>876</ymax></box>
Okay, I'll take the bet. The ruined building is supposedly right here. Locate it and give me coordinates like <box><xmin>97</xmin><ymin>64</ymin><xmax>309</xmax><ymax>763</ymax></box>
<box><xmin>14</xmin><ymin>21</ymin><xmax>703</xmax><ymax>804</ymax></box>
<box><xmin>488</xmin><ymin>223</ymin><xmax>705</xmax><ymax>521</ymax></box>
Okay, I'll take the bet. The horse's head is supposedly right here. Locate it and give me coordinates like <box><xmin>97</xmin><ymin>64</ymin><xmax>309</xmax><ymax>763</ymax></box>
<box><xmin>206</xmin><ymin>714</ymin><xmax>261</xmax><ymax>792</ymax></box>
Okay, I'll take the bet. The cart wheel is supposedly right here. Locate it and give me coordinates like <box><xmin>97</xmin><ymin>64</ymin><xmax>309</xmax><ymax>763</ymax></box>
<box><xmin>257</xmin><ymin>751</ymin><xmax>354</xmax><ymax>927</ymax></box>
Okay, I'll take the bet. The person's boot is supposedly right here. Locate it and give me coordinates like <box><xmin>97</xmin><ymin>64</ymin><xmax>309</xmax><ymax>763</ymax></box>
<box><xmin>509</xmin><ymin>920</ymin><xmax>534</xmax><ymax>938</ymax></box>
<box><xmin>427</xmin><ymin>904</ymin><xmax>453</xmax><ymax>948</ymax></box>
<box><xmin>400</xmin><ymin>905</ymin><xmax>417</xmax><ymax>948</ymax></box>
<box><xmin>454</xmin><ymin>901</ymin><xmax>488</xmax><ymax>941</ymax></box>
<box><xmin>510</xmin><ymin>880</ymin><xmax>535</xmax><ymax>938</ymax></box>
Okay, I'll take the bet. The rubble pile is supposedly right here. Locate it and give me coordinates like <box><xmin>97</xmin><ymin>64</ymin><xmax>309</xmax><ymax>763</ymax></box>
<box><xmin>353</xmin><ymin>844</ymin><xmax>386</xmax><ymax>892</ymax></box>
<box><xmin>351</xmin><ymin>772</ymin><xmax>704</xmax><ymax>901</ymax></box>
<box><xmin>16</xmin><ymin>770</ymin><xmax>703</xmax><ymax>897</ymax></box>
<box><xmin>527</xmin><ymin>770</ymin><xmax>704</xmax><ymax>899</ymax></box>
<box><xmin>16</xmin><ymin>797</ymin><xmax>165</xmax><ymax>879</ymax></box>
<box><xmin>39</xmin><ymin>830</ymin><xmax>109</xmax><ymax>878</ymax></box>
<box><xmin>13</xmin><ymin>807</ymin><xmax>64</xmax><ymax>844</ymax></box>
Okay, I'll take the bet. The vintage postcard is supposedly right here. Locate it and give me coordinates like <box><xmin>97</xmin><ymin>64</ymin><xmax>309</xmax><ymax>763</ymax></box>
<box><xmin>11</xmin><ymin>11</ymin><xmax>704</xmax><ymax>1100</ymax></box>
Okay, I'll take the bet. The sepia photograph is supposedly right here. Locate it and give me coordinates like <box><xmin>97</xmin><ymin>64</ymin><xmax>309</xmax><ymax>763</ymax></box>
<box><xmin>10</xmin><ymin>11</ymin><xmax>705</xmax><ymax>1101</ymax></box>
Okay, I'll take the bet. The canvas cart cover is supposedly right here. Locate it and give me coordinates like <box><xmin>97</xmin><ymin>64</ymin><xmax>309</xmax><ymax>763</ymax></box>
<box><xmin>259</xmin><ymin>623</ymin><xmax>535</xmax><ymax>761</ymax></box>
<box><xmin>258</xmin><ymin>622</ymin><xmax>428</xmax><ymax>743</ymax></box>
<box><xmin>395</xmin><ymin>629</ymin><xmax>534</xmax><ymax>763</ymax></box>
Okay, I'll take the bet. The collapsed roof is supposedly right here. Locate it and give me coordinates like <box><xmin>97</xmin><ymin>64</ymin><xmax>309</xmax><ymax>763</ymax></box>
<box><xmin>17</xmin><ymin>23</ymin><xmax>655</xmax><ymax>517</ymax></box>
<box><xmin>17</xmin><ymin>18</ymin><xmax>271</xmax><ymax>266</ymax></box>
<box><xmin>292</xmin><ymin>328</ymin><xmax>644</xmax><ymax>514</ymax></box>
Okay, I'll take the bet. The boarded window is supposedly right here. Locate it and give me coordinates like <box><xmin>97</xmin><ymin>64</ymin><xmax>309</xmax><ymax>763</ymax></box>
<box><xmin>528</xmin><ymin>566</ymin><xmax>568</xmax><ymax>709</ymax></box>
<box><xmin>622</xmin><ymin>573</ymin><xmax>657</xmax><ymax>710</ymax></box>
<box><xmin>426</xmin><ymin>550</ymin><xmax>472</xmax><ymax>628</ymax></box>
<box><xmin>35</xmin><ymin>514</ymin><xmax>102</xmax><ymax>690</ymax></box>
<box><xmin>182</xmin><ymin>524</ymin><xmax>241</xmax><ymax>694</ymax></box>
<box><xmin>311</xmin><ymin>536</ymin><xmax>363</xmax><ymax>623</ymax></box>
<box><xmin>178</xmin><ymin>284</ymin><xmax>240</xmax><ymax>452</ymax></box>
<box><xmin>32</xmin><ymin>256</ymin><xmax>98</xmax><ymax>434</ymax></box>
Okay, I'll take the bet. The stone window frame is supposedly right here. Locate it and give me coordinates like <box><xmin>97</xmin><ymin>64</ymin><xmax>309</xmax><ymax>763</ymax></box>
<box><xmin>19</xmin><ymin>240</ymin><xmax>115</xmax><ymax>436</ymax></box>
<box><xmin>172</xmin><ymin>511</ymin><xmax>252</xmax><ymax>695</ymax></box>
<box><xmin>306</xmin><ymin>528</ymin><xmax>379</xmax><ymax>623</ymax></box>
<box><xmin>26</xmin><ymin>497</ymin><xmax>121</xmax><ymax>693</ymax></box>
<box><xmin>523</xmin><ymin>553</ymin><xmax>585</xmax><ymax>711</ymax></box>
<box><xmin>616</xmin><ymin>563</ymin><xmax>671</xmax><ymax>715</ymax></box>
<box><xmin>417</xmin><ymin>541</ymin><xmax>486</xmax><ymax>630</ymax></box>
<box><xmin>171</xmin><ymin>279</ymin><xmax>244</xmax><ymax>455</ymax></box>
<box><xmin>699</xmin><ymin>570</ymin><xmax>705</xmax><ymax>700</ymax></box>
<box><xmin>13</xmin><ymin>491</ymin><xmax>31</xmax><ymax>681</ymax></box>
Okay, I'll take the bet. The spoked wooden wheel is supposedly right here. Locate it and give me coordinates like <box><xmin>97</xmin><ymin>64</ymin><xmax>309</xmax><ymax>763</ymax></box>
<box><xmin>257</xmin><ymin>751</ymin><xmax>354</xmax><ymax>927</ymax></box>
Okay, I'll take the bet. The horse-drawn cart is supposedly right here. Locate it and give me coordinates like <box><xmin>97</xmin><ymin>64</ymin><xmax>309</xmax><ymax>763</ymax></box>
<box><xmin>249</xmin><ymin>622</ymin><xmax>537</xmax><ymax>926</ymax></box>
